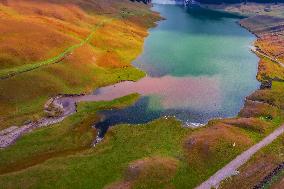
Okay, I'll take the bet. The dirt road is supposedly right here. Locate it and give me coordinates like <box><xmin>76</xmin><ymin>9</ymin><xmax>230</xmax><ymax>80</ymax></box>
<box><xmin>196</xmin><ymin>124</ymin><xmax>284</xmax><ymax>189</ymax></box>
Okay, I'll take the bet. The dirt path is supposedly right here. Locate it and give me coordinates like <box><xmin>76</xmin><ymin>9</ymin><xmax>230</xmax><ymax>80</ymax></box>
<box><xmin>251</xmin><ymin>47</ymin><xmax>284</xmax><ymax>68</ymax></box>
<box><xmin>0</xmin><ymin>96</ymin><xmax>77</xmax><ymax>148</ymax></box>
<box><xmin>0</xmin><ymin>115</ymin><xmax>67</xmax><ymax>149</ymax></box>
<box><xmin>0</xmin><ymin>89</ymin><xmax>126</xmax><ymax>149</ymax></box>
<box><xmin>0</xmin><ymin>20</ymin><xmax>109</xmax><ymax>80</ymax></box>
<box><xmin>195</xmin><ymin>124</ymin><xmax>284</xmax><ymax>189</ymax></box>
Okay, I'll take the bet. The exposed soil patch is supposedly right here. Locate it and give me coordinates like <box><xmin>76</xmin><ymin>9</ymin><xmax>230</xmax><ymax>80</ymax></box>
<box><xmin>220</xmin><ymin>154</ymin><xmax>279</xmax><ymax>189</ymax></box>
<box><xmin>239</xmin><ymin>99</ymin><xmax>279</xmax><ymax>119</ymax></box>
<box><xmin>0</xmin><ymin>146</ymin><xmax>88</xmax><ymax>175</ymax></box>
<box><xmin>106</xmin><ymin>156</ymin><xmax>178</xmax><ymax>189</ymax></box>
<box><xmin>254</xmin><ymin>161</ymin><xmax>284</xmax><ymax>189</ymax></box>
<box><xmin>221</xmin><ymin>117</ymin><xmax>271</xmax><ymax>133</ymax></box>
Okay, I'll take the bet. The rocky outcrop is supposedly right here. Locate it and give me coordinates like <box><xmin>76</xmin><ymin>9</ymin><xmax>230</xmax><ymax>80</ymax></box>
<box><xmin>0</xmin><ymin>94</ymin><xmax>103</xmax><ymax>149</ymax></box>
<box><xmin>253</xmin><ymin>162</ymin><xmax>284</xmax><ymax>189</ymax></box>
<box><xmin>0</xmin><ymin>116</ymin><xmax>66</xmax><ymax>149</ymax></box>
<box><xmin>0</xmin><ymin>96</ymin><xmax>74</xmax><ymax>149</ymax></box>
<box><xmin>131</xmin><ymin>0</ymin><xmax>151</xmax><ymax>4</ymax></box>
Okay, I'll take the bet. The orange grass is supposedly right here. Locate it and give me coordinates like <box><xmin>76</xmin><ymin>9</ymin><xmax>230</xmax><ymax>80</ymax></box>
<box><xmin>0</xmin><ymin>0</ymin><xmax>160</xmax><ymax>128</ymax></box>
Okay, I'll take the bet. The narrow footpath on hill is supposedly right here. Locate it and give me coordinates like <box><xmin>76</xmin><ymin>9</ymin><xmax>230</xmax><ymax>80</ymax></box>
<box><xmin>195</xmin><ymin>124</ymin><xmax>284</xmax><ymax>189</ymax></box>
<box><xmin>252</xmin><ymin>48</ymin><xmax>284</xmax><ymax>68</ymax></box>
<box><xmin>0</xmin><ymin>20</ymin><xmax>109</xmax><ymax>80</ymax></box>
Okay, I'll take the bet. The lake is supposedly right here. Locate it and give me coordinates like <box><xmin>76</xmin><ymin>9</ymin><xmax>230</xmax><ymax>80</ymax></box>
<box><xmin>90</xmin><ymin>5</ymin><xmax>259</xmax><ymax>134</ymax></box>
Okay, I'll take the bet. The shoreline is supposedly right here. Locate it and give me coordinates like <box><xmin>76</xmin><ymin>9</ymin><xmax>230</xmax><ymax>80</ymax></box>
<box><xmin>195</xmin><ymin>3</ymin><xmax>284</xmax><ymax>188</ymax></box>
<box><xmin>0</xmin><ymin>4</ymin><xmax>162</xmax><ymax>149</ymax></box>
<box><xmin>0</xmin><ymin>3</ymin><xmax>275</xmax><ymax>149</ymax></box>
<box><xmin>0</xmin><ymin>2</ymin><xmax>283</xmax><ymax>188</ymax></box>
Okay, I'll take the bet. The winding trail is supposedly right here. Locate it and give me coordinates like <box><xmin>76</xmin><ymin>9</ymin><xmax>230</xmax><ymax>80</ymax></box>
<box><xmin>195</xmin><ymin>124</ymin><xmax>284</xmax><ymax>189</ymax></box>
<box><xmin>0</xmin><ymin>96</ymin><xmax>76</xmax><ymax>148</ymax></box>
<box><xmin>0</xmin><ymin>89</ymin><xmax>131</xmax><ymax>148</ymax></box>
<box><xmin>0</xmin><ymin>20</ymin><xmax>109</xmax><ymax>80</ymax></box>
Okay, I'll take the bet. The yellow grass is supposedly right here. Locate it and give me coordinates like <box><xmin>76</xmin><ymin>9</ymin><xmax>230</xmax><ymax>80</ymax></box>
<box><xmin>0</xmin><ymin>0</ymin><xmax>160</xmax><ymax>128</ymax></box>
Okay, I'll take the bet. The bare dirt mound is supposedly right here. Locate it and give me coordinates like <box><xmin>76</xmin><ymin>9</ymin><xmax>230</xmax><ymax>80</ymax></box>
<box><xmin>106</xmin><ymin>156</ymin><xmax>178</xmax><ymax>189</ymax></box>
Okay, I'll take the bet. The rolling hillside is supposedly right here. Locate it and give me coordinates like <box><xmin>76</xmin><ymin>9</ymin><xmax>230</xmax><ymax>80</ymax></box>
<box><xmin>0</xmin><ymin>0</ymin><xmax>160</xmax><ymax>129</ymax></box>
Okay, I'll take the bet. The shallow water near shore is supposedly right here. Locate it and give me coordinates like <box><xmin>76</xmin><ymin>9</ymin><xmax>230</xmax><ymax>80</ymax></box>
<box><xmin>91</xmin><ymin>5</ymin><xmax>259</xmax><ymax>132</ymax></box>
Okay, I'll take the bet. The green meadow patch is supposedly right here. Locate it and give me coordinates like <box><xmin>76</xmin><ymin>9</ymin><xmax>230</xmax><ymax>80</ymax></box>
<box><xmin>0</xmin><ymin>94</ymin><xmax>191</xmax><ymax>189</ymax></box>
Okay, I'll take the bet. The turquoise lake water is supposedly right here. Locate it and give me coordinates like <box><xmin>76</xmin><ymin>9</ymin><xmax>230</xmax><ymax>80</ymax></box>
<box><xmin>93</xmin><ymin>5</ymin><xmax>260</xmax><ymax>132</ymax></box>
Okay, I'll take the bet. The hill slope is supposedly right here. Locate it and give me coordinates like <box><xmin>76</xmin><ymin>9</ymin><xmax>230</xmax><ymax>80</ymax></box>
<box><xmin>0</xmin><ymin>0</ymin><xmax>160</xmax><ymax>128</ymax></box>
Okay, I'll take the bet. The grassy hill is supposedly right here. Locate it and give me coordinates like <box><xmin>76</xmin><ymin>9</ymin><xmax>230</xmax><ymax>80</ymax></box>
<box><xmin>0</xmin><ymin>1</ymin><xmax>283</xmax><ymax>189</ymax></box>
<box><xmin>0</xmin><ymin>0</ymin><xmax>160</xmax><ymax>129</ymax></box>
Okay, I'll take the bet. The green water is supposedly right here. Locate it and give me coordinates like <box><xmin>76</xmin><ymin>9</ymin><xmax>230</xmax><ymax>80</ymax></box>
<box><xmin>94</xmin><ymin>5</ymin><xmax>259</xmax><ymax>128</ymax></box>
<box><xmin>135</xmin><ymin>6</ymin><xmax>255</xmax><ymax>77</ymax></box>
<box><xmin>133</xmin><ymin>5</ymin><xmax>259</xmax><ymax>120</ymax></box>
